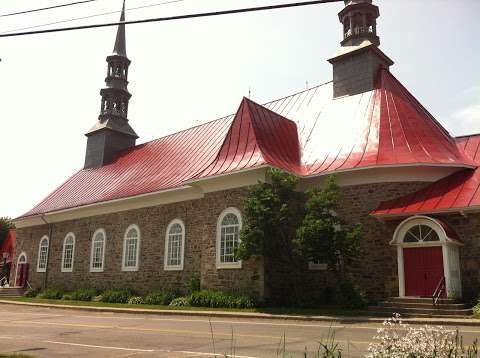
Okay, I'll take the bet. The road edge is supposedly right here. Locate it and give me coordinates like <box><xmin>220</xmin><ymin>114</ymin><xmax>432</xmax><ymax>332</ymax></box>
<box><xmin>0</xmin><ymin>299</ymin><xmax>479</xmax><ymax>327</ymax></box>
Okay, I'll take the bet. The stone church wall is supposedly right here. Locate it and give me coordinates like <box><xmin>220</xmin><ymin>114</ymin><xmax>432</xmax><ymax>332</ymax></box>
<box><xmin>13</xmin><ymin>188</ymin><xmax>264</xmax><ymax>297</ymax></box>
<box><xmin>265</xmin><ymin>181</ymin><xmax>430</xmax><ymax>303</ymax></box>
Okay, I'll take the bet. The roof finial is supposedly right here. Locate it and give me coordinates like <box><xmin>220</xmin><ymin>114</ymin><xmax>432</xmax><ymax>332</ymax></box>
<box><xmin>113</xmin><ymin>0</ymin><xmax>127</xmax><ymax>57</ymax></box>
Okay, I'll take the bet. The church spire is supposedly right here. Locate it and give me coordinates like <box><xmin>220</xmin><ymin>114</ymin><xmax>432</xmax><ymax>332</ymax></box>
<box><xmin>84</xmin><ymin>0</ymin><xmax>138</xmax><ymax>169</ymax></box>
<box><xmin>113</xmin><ymin>0</ymin><xmax>127</xmax><ymax>57</ymax></box>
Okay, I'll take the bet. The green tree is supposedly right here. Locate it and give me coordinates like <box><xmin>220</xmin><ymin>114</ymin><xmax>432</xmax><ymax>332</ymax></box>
<box><xmin>238</xmin><ymin>170</ymin><xmax>363</xmax><ymax>277</ymax></box>
<box><xmin>0</xmin><ymin>217</ymin><xmax>15</xmax><ymax>246</ymax></box>
<box><xmin>296</xmin><ymin>175</ymin><xmax>363</xmax><ymax>278</ymax></box>
<box><xmin>237</xmin><ymin>168</ymin><xmax>303</xmax><ymax>264</ymax></box>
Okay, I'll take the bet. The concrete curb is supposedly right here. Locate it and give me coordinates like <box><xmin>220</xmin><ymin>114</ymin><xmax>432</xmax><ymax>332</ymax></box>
<box><xmin>0</xmin><ymin>299</ymin><xmax>479</xmax><ymax>327</ymax></box>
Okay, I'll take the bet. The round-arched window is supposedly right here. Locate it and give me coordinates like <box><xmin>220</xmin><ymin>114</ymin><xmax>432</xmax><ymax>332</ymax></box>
<box><xmin>404</xmin><ymin>224</ymin><xmax>440</xmax><ymax>243</ymax></box>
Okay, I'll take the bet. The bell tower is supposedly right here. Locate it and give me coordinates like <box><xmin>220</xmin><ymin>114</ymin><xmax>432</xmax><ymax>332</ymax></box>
<box><xmin>328</xmin><ymin>0</ymin><xmax>394</xmax><ymax>98</ymax></box>
<box><xmin>339</xmin><ymin>0</ymin><xmax>380</xmax><ymax>47</ymax></box>
<box><xmin>84</xmin><ymin>1</ymin><xmax>138</xmax><ymax>169</ymax></box>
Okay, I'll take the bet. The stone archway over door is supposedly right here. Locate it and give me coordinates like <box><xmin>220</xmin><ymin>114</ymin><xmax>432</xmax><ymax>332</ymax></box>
<box><xmin>391</xmin><ymin>216</ymin><xmax>463</xmax><ymax>298</ymax></box>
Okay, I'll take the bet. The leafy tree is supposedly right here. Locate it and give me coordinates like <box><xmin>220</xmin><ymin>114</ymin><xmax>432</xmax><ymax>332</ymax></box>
<box><xmin>296</xmin><ymin>175</ymin><xmax>363</xmax><ymax>277</ymax></box>
<box><xmin>0</xmin><ymin>217</ymin><xmax>14</xmax><ymax>246</ymax></box>
<box><xmin>238</xmin><ymin>170</ymin><xmax>363</xmax><ymax>278</ymax></box>
<box><xmin>237</xmin><ymin>168</ymin><xmax>303</xmax><ymax>264</ymax></box>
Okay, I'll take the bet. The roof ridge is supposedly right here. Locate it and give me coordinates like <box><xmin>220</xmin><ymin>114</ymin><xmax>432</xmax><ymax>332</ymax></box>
<box><xmin>133</xmin><ymin>82</ymin><xmax>331</xmax><ymax>150</ymax></box>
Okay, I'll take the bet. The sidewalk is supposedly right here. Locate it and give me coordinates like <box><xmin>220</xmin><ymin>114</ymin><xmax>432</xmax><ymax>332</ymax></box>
<box><xmin>1</xmin><ymin>299</ymin><xmax>479</xmax><ymax>327</ymax></box>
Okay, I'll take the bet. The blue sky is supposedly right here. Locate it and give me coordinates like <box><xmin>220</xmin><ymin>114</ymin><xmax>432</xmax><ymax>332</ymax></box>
<box><xmin>0</xmin><ymin>0</ymin><xmax>479</xmax><ymax>218</ymax></box>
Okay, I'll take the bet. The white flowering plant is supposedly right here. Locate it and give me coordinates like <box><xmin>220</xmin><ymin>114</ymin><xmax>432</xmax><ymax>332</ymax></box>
<box><xmin>367</xmin><ymin>314</ymin><xmax>478</xmax><ymax>358</ymax></box>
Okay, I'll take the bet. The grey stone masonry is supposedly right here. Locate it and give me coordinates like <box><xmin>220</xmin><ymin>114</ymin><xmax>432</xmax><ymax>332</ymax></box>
<box><xmin>329</xmin><ymin>46</ymin><xmax>393</xmax><ymax>98</ymax></box>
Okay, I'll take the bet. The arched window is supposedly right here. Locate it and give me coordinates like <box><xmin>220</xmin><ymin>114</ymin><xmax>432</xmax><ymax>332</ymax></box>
<box><xmin>216</xmin><ymin>208</ymin><xmax>242</xmax><ymax>269</ymax></box>
<box><xmin>403</xmin><ymin>224</ymin><xmax>440</xmax><ymax>243</ymax></box>
<box><xmin>122</xmin><ymin>225</ymin><xmax>140</xmax><ymax>271</ymax></box>
<box><xmin>90</xmin><ymin>229</ymin><xmax>106</xmax><ymax>272</ymax></box>
<box><xmin>37</xmin><ymin>236</ymin><xmax>49</xmax><ymax>272</ymax></box>
<box><xmin>164</xmin><ymin>219</ymin><xmax>185</xmax><ymax>271</ymax></box>
<box><xmin>17</xmin><ymin>252</ymin><xmax>27</xmax><ymax>264</ymax></box>
<box><xmin>61</xmin><ymin>233</ymin><xmax>76</xmax><ymax>272</ymax></box>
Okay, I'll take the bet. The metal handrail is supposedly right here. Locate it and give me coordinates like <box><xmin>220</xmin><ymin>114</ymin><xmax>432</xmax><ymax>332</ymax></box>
<box><xmin>432</xmin><ymin>276</ymin><xmax>445</xmax><ymax>305</ymax></box>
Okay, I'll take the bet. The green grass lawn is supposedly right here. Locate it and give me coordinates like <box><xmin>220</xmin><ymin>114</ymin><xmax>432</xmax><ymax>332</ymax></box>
<box><xmin>0</xmin><ymin>296</ymin><xmax>363</xmax><ymax>317</ymax></box>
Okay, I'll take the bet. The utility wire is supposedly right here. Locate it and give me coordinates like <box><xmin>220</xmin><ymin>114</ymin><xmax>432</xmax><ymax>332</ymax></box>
<box><xmin>0</xmin><ymin>0</ymin><xmax>102</xmax><ymax>18</ymax></box>
<box><xmin>1</xmin><ymin>0</ymin><xmax>185</xmax><ymax>34</ymax></box>
<box><xmin>0</xmin><ymin>0</ymin><xmax>342</xmax><ymax>38</ymax></box>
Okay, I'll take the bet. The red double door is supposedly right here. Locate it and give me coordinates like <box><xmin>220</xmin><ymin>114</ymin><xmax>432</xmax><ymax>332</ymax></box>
<box><xmin>403</xmin><ymin>246</ymin><xmax>444</xmax><ymax>297</ymax></box>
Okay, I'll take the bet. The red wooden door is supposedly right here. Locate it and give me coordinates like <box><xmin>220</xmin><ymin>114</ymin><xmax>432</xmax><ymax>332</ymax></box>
<box><xmin>403</xmin><ymin>247</ymin><xmax>444</xmax><ymax>297</ymax></box>
<box><xmin>15</xmin><ymin>263</ymin><xmax>28</xmax><ymax>287</ymax></box>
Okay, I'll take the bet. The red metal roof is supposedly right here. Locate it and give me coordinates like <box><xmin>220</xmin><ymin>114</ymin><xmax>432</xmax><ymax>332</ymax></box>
<box><xmin>194</xmin><ymin>98</ymin><xmax>301</xmax><ymax>179</ymax></box>
<box><xmin>372</xmin><ymin>134</ymin><xmax>480</xmax><ymax>217</ymax></box>
<box><xmin>267</xmin><ymin>68</ymin><xmax>474</xmax><ymax>175</ymax></box>
<box><xmin>21</xmin><ymin>69</ymin><xmax>476</xmax><ymax>218</ymax></box>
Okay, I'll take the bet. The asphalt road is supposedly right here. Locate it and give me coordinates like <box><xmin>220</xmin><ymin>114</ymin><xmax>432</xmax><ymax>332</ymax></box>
<box><xmin>0</xmin><ymin>305</ymin><xmax>479</xmax><ymax>358</ymax></box>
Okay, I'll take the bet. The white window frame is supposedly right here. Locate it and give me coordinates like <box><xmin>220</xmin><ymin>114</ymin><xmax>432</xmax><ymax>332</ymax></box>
<box><xmin>90</xmin><ymin>228</ymin><xmax>106</xmax><ymax>273</ymax></box>
<box><xmin>216</xmin><ymin>207</ymin><xmax>242</xmax><ymax>269</ymax></box>
<box><xmin>61</xmin><ymin>232</ymin><xmax>76</xmax><ymax>273</ymax></box>
<box><xmin>164</xmin><ymin>219</ymin><xmax>185</xmax><ymax>271</ymax></box>
<box><xmin>122</xmin><ymin>224</ymin><xmax>141</xmax><ymax>272</ymax></box>
<box><xmin>308</xmin><ymin>261</ymin><xmax>328</xmax><ymax>271</ymax></box>
<box><xmin>37</xmin><ymin>235</ymin><xmax>49</xmax><ymax>273</ymax></box>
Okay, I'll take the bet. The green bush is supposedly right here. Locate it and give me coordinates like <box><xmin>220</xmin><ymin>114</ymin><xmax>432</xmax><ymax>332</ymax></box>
<box><xmin>70</xmin><ymin>288</ymin><xmax>97</xmax><ymax>301</ymax></box>
<box><xmin>186</xmin><ymin>275</ymin><xmax>200</xmax><ymax>294</ymax></box>
<box><xmin>62</xmin><ymin>294</ymin><xmax>72</xmax><ymax>300</ymax></box>
<box><xmin>128</xmin><ymin>296</ymin><xmax>145</xmax><ymax>305</ymax></box>
<box><xmin>100</xmin><ymin>289</ymin><xmax>135</xmax><ymax>303</ymax></box>
<box><xmin>169</xmin><ymin>297</ymin><xmax>190</xmax><ymax>307</ymax></box>
<box><xmin>189</xmin><ymin>290</ymin><xmax>256</xmax><ymax>309</ymax></box>
<box><xmin>24</xmin><ymin>288</ymin><xmax>39</xmax><ymax>298</ymax></box>
<box><xmin>38</xmin><ymin>287</ymin><xmax>64</xmax><ymax>299</ymax></box>
<box><xmin>334</xmin><ymin>278</ymin><xmax>367</xmax><ymax>309</ymax></box>
<box><xmin>145</xmin><ymin>289</ymin><xmax>179</xmax><ymax>305</ymax></box>
<box><xmin>473</xmin><ymin>299</ymin><xmax>480</xmax><ymax>318</ymax></box>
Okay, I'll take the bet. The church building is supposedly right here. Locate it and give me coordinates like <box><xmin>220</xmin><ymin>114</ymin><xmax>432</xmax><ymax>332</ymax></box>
<box><xmin>12</xmin><ymin>0</ymin><xmax>480</xmax><ymax>305</ymax></box>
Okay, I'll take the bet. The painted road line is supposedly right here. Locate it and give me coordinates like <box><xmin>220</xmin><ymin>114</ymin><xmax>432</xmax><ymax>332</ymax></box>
<box><xmin>44</xmin><ymin>340</ymin><xmax>155</xmax><ymax>352</ymax></box>
<box><xmin>0</xmin><ymin>319</ymin><xmax>302</xmax><ymax>340</ymax></box>
<box><xmin>44</xmin><ymin>340</ymin><xmax>263</xmax><ymax>358</ymax></box>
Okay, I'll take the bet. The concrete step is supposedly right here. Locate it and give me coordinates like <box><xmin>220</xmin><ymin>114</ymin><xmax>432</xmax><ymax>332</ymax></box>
<box><xmin>379</xmin><ymin>301</ymin><xmax>469</xmax><ymax>310</ymax></box>
<box><xmin>387</xmin><ymin>297</ymin><xmax>458</xmax><ymax>304</ymax></box>
<box><xmin>0</xmin><ymin>287</ymin><xmax>26</xmax><ymax>297</ymax></box>
<box><xmin>368</xmin><ymin>305</ymin><xmax>473</xmax><ymax>317</ymax></box>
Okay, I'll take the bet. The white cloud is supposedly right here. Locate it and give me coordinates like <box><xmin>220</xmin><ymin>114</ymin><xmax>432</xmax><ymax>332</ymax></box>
<box><xmin>449</xmin><ymin>103</ymin><xmax>480</xmax><ymax>136</ymax></box>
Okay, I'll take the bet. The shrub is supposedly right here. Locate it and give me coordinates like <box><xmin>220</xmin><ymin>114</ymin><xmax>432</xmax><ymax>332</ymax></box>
<box><xmin>128</xmin><ymin>296</ymin><xmax>145</xmax><ymax>305</ymax></box>
<box><xmin>186</xmin><ymin>275</ymin><xmax>200</xmax><ymax>294</ymax></box>
<box><xmin>145</xmin><ymin>289</ymin><xmax>179</xmax><ymax>305</ymax></box>
<box><xmin>334</xmin><ymin>278</ymin><xmax>367</xmax><ymax>309</ymax></box>
<box><xmin>62</xmin><ymin>294</ymin><xmax>72</xmax><ymax>301</ymax></box>
<box><xmin>38</xmin><ymin>287</ymin><xmax>63</xmax><ymax>299</ymax></box>
<box><xmin>70</xmin><ymin>288</ymin><xmax>98</xmax><ymax>301</ymax></box>
<box><xmin>24</xmin><ymin>288</ymin><xmax>39</xmax><ymax>298</ymax></box>
<box><xmin>473</xmin><ymin>299</ymin><xmax>480</xmax><ymax>318</ymax></box>
<box><xmin>189</xmin><ymin>290</ymin><xmax>256</xmax><ymax>309</ymax></box>
<box><xmin>169</xmin><ymin>297</ymin><xmax>190</xmax><ymax>307</ymax></box>
<box><xmin>100</xmin><ymin>289</ymin><xmax>135</xmax><ymax>303</ymax></box>
<box><xmin>92</xmin><ymin>295</ymin><xmax>103</xmax><ymax>302</ymax></box>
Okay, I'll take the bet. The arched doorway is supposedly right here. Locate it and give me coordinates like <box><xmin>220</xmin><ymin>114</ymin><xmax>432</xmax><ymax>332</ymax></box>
<box><xmin>391</xmin><ymin>216</ymin><xmax>462</xmax><ymax>298</ymax></box>
<box><xmin>15</xmin><ymin>252</ymin><xmax>28</xmax><ymax>288</ymax></box>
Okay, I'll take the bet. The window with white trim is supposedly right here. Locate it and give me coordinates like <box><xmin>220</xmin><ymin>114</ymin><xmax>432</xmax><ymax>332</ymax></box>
<box><xmin>122</xmin><ymin>225</ymin><xmax>140</xmax><ymax>271</ymax></box>
<box><xmin>164</xmin><ymin>219</ymin><xmax>185</xmax><ymax>270</ymax></box>
<box><xmin>61</xmin><ymin>233</ymin><xmax>75</xmax><ymax>272</ymax></box>
<box><xmin>216</xmin><ymin>208</ymin><xmax>242</xmax><ymax>269</ymax></box>
<box><xmin>37</xmin><ymin>236</ymin><xmax>49</xmax><ymax>272</ymax></box>
<box><xmin>90</xmin><ymin>229</ymin><xmax>106</xmax><ymax>272</ymax></box>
